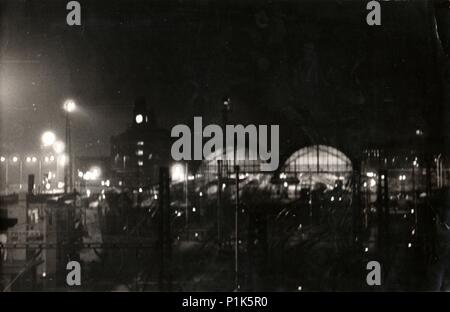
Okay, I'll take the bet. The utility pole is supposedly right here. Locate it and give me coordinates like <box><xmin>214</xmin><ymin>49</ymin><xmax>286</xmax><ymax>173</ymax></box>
<box><xmin>382</xmin><ymin>168</ymin><xmax>389</xmax><ymax>245</ymax></box>
<box><xmin>218</xmin><ymin>97</ymin><xmax>230</xmax><ymax>243</ymax></box>
<box><xmin>376</xmin><ymin>165</ymin><xmax>383</xmax><ymax>250</ymax></box>
<box><xmin>64</xmin><ymin>111</ymin><xmax>70</xmax><ymax>194</ymax></box>
<box><xmin>352</xmin><ymin>159</ymin><xmax>363</xmax><ymax>245</ymax></box>
<box><xmin>223</xmin><ymin>97</ymin><xmax>230</xmax><ymax>175</ymax></box>
<box><xmin>231</xmin><ymin>96</ymin><xmax>240</xmax><ymax>290</ymax></box>
<box><xmin>63</xmin><ymin>99</ymin><xmax>76</xmax><ymax>194</ymax></box>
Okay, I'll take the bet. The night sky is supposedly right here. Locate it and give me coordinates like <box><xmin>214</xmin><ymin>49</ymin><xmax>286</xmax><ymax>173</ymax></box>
<box><xmin>0</xmin><ymin>0</ymin><xmax>445</xmax><ymax>159</ymax></box>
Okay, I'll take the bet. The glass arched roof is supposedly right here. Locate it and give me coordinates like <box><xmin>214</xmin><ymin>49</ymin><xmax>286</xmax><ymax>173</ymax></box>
<box><xmin>283</xmin><ymin>145</ymin><xmax>352</xmax><ymax>173</ymax></box>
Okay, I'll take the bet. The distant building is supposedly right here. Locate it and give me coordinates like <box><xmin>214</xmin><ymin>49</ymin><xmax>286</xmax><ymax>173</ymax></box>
<box><xmin>110</xmin><ymin>97</ymin><xmax>171</xmax><ymax>189</ymax></box>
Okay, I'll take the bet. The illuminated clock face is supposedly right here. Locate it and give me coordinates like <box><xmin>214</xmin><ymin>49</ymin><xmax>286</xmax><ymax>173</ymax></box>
<box><xmin>135</xmin><ymin>114</ymin><xmax>143</xmax><ymax>124</ymax></box>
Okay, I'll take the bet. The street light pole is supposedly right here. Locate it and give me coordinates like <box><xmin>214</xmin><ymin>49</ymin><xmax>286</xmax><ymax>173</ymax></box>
<box><xmin>5</xmin><ymin>161</ymin><xmax>8</xmax><ymax>194</ymax></box>
<box><xmin>217</xmin><ymin>97</ymin><xmax>230</xmax><ymax>244</ymax></box>
<box><xmin>38</xmin><ymin>159</ymin><xmax>42</xmax><ymax>194</ymax></box>
<box><xmin>65</xmin><ymin>110</ymin><xmax>72</xmax><ymax>193</ymax></box>
<box><xmin>64</xmin><ymin>111</ymin><xmax>68</xmax><ymax>194</ymax></box>
<box><xmin>0</xmin><ymin>157</ymin><xmax>9</xmax><ymax>194</ymax></box>
<box><xmin>19</xmin><ymin>160</ymin><xmax>23</xmax><ymax>191</ymax></box>
<box><xmin>224</xmin><ymin>96</ymin><xmax>240</xmax><ymax>291</ymax></box>
<box><xmin>63</xmin><ymin>99</ymin><xmax>76</xmax><ymax>194</ymax></box>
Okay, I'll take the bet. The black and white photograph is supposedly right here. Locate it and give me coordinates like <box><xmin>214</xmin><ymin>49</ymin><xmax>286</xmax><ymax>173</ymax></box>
<box><xmin>1</xmin><ymin>0</ymin><xmax>450</xmax><ymax>302</ymax></box>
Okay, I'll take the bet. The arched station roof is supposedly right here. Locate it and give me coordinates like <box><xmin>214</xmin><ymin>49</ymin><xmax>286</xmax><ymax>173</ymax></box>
<box><xmin>283</xmin><ymin>145</ymin><xmax>352</xmax><ymax>174</ymax></box>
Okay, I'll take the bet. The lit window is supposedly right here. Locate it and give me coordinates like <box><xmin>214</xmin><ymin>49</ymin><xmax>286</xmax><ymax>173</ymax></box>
<box><xmin>136</xmin><ymin>149</ymin><xmax>144</xmax><ymax>156</ymax></box>
<box><xmin>138</xmin><ymin>160</ymin><xmax>144</xmax><ymax>167</ymax></box>
<box><xmin>137</xmin><ymin>141</ymin><xmax>144</xmax><ymax>146</ymax></box>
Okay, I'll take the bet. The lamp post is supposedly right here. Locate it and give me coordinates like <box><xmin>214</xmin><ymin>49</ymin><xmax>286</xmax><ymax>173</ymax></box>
<box><xmin>0</xmin><ymin>156</ymin><xmax>8</xmax><ymax>194</ymax></box>
<box><xmin>41</xmin><ymin>154</ymin><xmax>59</xmax><ymax>194</ymax></box>
<box><xmin>25</xmin><ymin>155</ymin><xmax>40</xmax><ymax>193</ymax></box>
<box><xmin>53</xmin><ymin>141</ymin><xmax>65</xmax><ymax>191</ymax></box>
<box><xmin>11</xmin><ymin>156</ymin><xmax>22</xmax><ymax>191</ymax></box>
<box><xmin>217</xmin><ymin>97</ymin><xmax>231</xmax><ymax>244</ymax></box>
<box><xmin>63</xmin><ymin>99</ymin><xmax>76</xmax><ymax>194</ymax></box>
<box><xmin>223</xmin><ymin>96</ymin><xmax>240</xmax><ymax>290</ymax></box>
<box><xmin>41</xmin><ymin>131</ymin><xmax>58</xmax><ymax>193</ymax></box>
<box><xmin>222</xmin><ymin>97</ymin><xmax>230</xmax><ymax>175</ymax></box>
<box><xmin>41</xmin><ymin>131</ymin><xmax>56</xmax><ymax>147</ymax></box>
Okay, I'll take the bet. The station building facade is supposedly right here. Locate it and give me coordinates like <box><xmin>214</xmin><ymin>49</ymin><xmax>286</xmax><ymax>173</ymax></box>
<box><xmin>110</xmin><ymin>98</ymin><xmax>171</xmax><ymax>189</ymax></box>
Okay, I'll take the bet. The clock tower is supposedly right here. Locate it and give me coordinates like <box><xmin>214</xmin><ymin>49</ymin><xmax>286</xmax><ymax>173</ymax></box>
<box><xmin>133</xmin><ymin>96</ymin><xmax>149</xmax><ymax>127</ymax></box>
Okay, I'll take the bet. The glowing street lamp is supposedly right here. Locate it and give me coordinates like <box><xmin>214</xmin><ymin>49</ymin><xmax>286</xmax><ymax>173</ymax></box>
<box><xmin>10</xmin><ymin>156</ymin><xmax>22</xmax><ymax>189</ymax></box>
<box><xmin>41</xmin><ymin>131</ymin><xmax>56</xmax><ymax>147</ymax></box>
<box><xmin>59</xmin><ymin>154</ymin><xmax>67</xmax><ymax>166</ymax></box>
<box><xmin>171</xmin><ymin>163</ymin><xmax>185</xmax><ymax>182</ymax></box>
<box><xmin>53</xmin><ymin>141</ymin><xmax>65</xmax><ymax>154</ymax></box>
<box><xmin>25</xmin><ymin>156</ymin><xmax>37</xmax><ymax>164</ymax></box>
<box><xmin>63</xmin><ymin>99</ymin><xmax>76</xmax><ymax>113</ymax></box>
<box><xmin>135</xmin><ymin>114</ymin><xmax>143</xmax><ymax>124</ymax></box>
<box><xmin>90</xmin><ymin>167</ymin><xmax>101</xmax><ymax>180</ymax></box>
